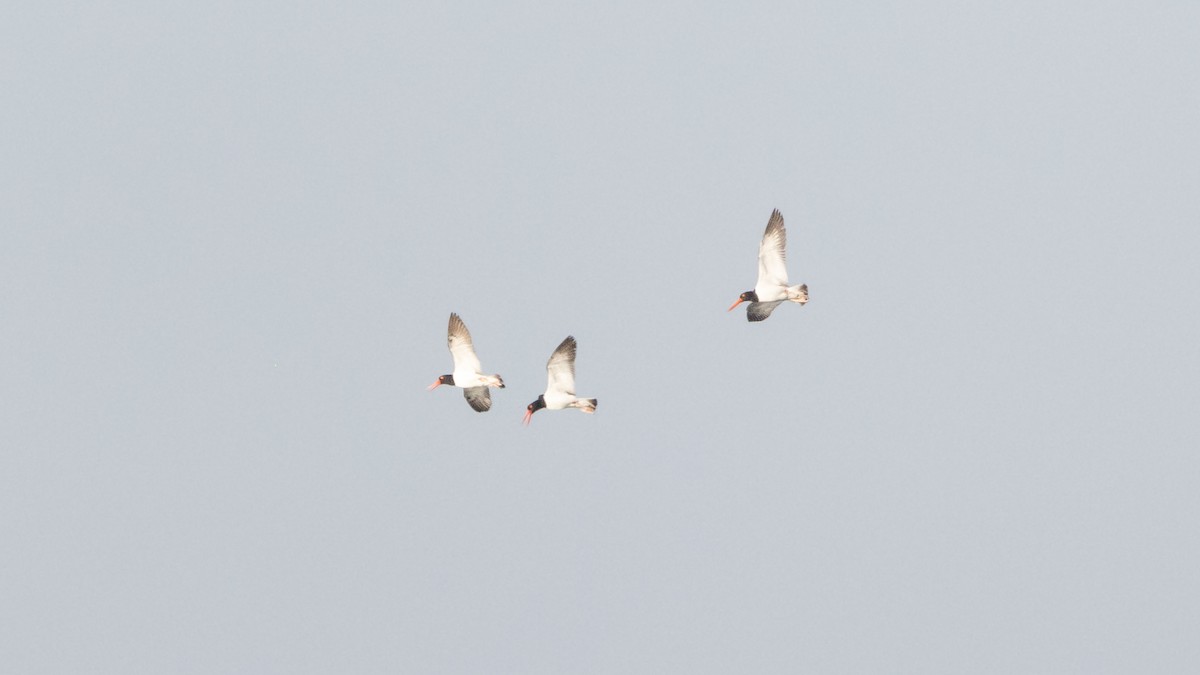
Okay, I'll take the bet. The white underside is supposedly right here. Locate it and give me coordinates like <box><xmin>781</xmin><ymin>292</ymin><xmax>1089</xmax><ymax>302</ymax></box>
<box><xmin>754</xmin><ymin>283</ymin><xmax>808</xmax><ymax>303</ymax></box>
<box><xmin>452</xmin><ymin>370</ymin><xmax>503</xmax><ymax>389</ymax></box>
<box><xmin>544</xmin><ymin>390</ymin><xmax>596</xmax><ymax>412</ymax></box>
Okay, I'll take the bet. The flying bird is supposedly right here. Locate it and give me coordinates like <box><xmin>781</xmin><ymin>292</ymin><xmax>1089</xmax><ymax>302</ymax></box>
<box><xmin>523</xmin><ymin>336</ymin><xmax>598</xmax><ymax>425</ymax></box>
<box><xmin>428</xmin><ymin>313</ymin><xmax>505</xmax><ymax>412</ymax></box>
<box><xmin>728</xmin><ymin>209</ymin><xmax>809</xmax><ymax>322</ymax></box>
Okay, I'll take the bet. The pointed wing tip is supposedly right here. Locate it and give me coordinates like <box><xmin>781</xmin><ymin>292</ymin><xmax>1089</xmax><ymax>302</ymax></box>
<box><xmin>547</xmin><ymin>335</ymin><xmax>579</xmax><ymax>375</ymax></box>
<box><xmin>448</xmin><ymin>313</ymin><xmax>471</xmax><ymax>338</ymax></box>
<box><xmin>767</xmin><ymin>209</ymin><xmax>785</xmax><ymax>231</ymax></box>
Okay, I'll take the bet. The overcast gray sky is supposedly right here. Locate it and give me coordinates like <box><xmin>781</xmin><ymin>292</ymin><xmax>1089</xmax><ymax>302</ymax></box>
<box><xmin>3</xmin><ymin>2</ymin><xmax>1199</xmax><ymax>673</ymax></box>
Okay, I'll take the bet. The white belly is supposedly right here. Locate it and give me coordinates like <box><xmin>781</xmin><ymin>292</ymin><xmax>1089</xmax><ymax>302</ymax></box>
<box><xmin>753</xmin><ymin>283</ymin><xmax>789</xmax><ymax>302</ymax></box>
<box><xmin>452</xmin><ymin>369</ymin><xmax>486</xmax><ymax>388</ymax></box>
<box><xmin>543</xmin><ymin>390</ymin><xmax>577</xmax><ymax>410</ymax></box>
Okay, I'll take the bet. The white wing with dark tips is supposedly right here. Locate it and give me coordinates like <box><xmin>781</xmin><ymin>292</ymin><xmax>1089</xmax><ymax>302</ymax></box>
<box><xmin>447</xmin><ymin>313</ymin><xmax>482</xmax><ymax>374</ymax></box>
<box><xmin>545</xmin><ymin>336</ymin><xmax>577</xmax><ymax>396</ymax></box>
<box><xmin>756</xmin><ymin>209</ymin><xmax>789</xmax><ymax>289</ymax></box>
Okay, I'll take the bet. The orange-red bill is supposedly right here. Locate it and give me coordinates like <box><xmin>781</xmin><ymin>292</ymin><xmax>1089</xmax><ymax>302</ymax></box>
<box><xmin>427</xmin><ymin>378</ymin><xmax>443</xmax><ymax>390</ymax></box>
<box><xmin>522</xmin><ymin>408</ymin><xmax>534</xmax><ymax>426</ymax></box>
<box><xmin>727</xmin><ymin>298</ymin><xmax>745</xmax><ymax>312</ymax></box>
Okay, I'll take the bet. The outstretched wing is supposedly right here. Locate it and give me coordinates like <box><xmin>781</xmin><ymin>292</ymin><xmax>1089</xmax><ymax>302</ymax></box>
<box><xmin>463</xmin><ymin>386</ymin><xmax>492</xmax><ymax>412</ymax></box>
<box><xmin>756</xmin><ymin>209</ymin><xmax>789</xmax><ymax>288</ymax></box>
<box><xmin>747</xmin><ymin>300</ymin><xmax>784</xmax><ymax>322</ymax></box>
<box><xmin>545</xmin><ymin>336</ymin><xmax>577</xmax><ymax>396</ymax></box>
<box><xmin>447</xmin><ymin>313</ymin><xmax>482</xmax><ymax>374</ymax></box>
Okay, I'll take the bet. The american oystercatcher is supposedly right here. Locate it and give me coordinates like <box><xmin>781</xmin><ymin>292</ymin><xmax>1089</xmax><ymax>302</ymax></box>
<box><xmin>728</xmin><ymin>209</ymin><xmax>809</xmax><ymax>322</ymax></box>
<box><xmin>428</xmin><ymin>313</ymin><xmax>505</xmax><ymax>412</ymax></box>
<box><xmin>523</xmin><ymin>336</ymin><xmax>597</xmax><ymax>425</ymax></box>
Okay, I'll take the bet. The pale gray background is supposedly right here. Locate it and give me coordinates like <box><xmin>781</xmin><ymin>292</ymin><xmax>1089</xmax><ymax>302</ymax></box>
<box><xmin>3</xmin><ymin>2</ymin><xmax>1198</xmax><ymax>673</ymax></box>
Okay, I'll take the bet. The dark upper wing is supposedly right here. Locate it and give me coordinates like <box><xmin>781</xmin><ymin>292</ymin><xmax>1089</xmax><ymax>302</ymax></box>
<box><xmin>746</xmin><ymin>300</ymin><xmax>784</xmax><ymax>322</ymax></box>
<box><xmin>463</xmin><ymin>386</ymin><xmax>492</xmax><ymax>412</ymax></box>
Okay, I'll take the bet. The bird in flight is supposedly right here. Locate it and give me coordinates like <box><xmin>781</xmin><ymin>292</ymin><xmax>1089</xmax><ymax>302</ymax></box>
<box><xmin>428</xmin><ymin>313</ymin><xmax>505</xmax><ymax>412</ymax></box>
<box><xmin>523</xmin><ymin>336</ymin><xmax>598</xmax><ymax>425</ymax></box>
<box><xmin>728</xmin><ymin>209</ymin><xmax>809</xmax><ymax>322</ymax></box>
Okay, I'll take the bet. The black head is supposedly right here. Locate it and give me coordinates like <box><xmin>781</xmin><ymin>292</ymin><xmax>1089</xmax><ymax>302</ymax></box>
<box><xmin>427</xmin><ymin>374</ymin><xmax>455</xmax><ymax>390</ymax></box>
<box><xmin>527</xmin><ymin>395</ymin><xmax>546</xmax><ymax>413</ymax></box>
<box><xmin>728</xmin><ymin>290</ymin><xmax>759</xmax><ymax>312</ymax></box>
<box><xmin>522</xmin><ymin>395</ymin><xmax>546</xmax><ymax>425</ymax></box>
